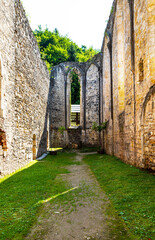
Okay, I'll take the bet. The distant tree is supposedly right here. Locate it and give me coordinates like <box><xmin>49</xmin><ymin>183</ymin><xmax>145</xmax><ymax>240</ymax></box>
<box><xmin>71</xmin><ymin>71</ymin><xmax>80</xmax><ymax>104</ymax></box>
<box><xmin>33</xmin><ymin>26</ymin><xmax>100</xmax><ymax>105</ymax></box>
<box><xmin>54</xmin><ymin>28</ymin><xmax>59</xmax><ymax>35</ymax></box>
<box><xmin>33</xmin><ymin>26</ymin><xmax>99</xmax><ymax>71</ymax></box>
<box><xmin>68</xmin><ymin>44</ymin><xmax>77</xmax><ymax>62</ymax></box>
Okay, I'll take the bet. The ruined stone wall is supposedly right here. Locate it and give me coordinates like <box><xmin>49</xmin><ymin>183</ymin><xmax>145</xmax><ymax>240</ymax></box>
<box><xmin>134</xmin><ymin>0</ymin><xmax>155</xmax><ymax>168</ymax></box>
<box><xmin>86</xmin><ymin>64</ymin><xmax>99</xmax><ymax>128</ymax></box>
<box><xmin>1</xmin><ymin>0</ymin><xmax>154</xmax><ymax>176</ymax></box>
<box><xmin>102</xmin><ymin>36</ymin><xmax>113</xmax><ymax>155</ymax></box>
<box><xmin>0</xmin><ymin>0</ymin><xmax>16</xmax><ymax>176</ymax></box>
<box><xmin>0</xmin><ymin>0</ymin><xmax>50</xmax><ymax>176</ymax></box>
<box><xmin>51</xmin><ymin>128</ymin><xmax>82</xmax><ymax>148</ymax></box>
<box><xmin>50</xmin><ymin>56</ymin><xmax>101</xmax><ymax>148</ymax></box>
<box><xmin>102</xmin><ymin>0</ymin><xmax>155</xmax><ymax>170</ymax></box>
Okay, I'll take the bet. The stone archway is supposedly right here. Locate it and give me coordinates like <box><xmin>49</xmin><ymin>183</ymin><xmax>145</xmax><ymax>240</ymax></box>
<box><xmin>141</xmin><ymin>85</ymin><xmax>155</xmax><ymax>169</ymax></box>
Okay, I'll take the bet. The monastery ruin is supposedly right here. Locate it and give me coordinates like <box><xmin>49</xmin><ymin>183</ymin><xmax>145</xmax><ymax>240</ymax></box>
<box><xmin>0</xmin><ymin>0</ymin><xmax>154</xmax><ymax>176</ymax></box>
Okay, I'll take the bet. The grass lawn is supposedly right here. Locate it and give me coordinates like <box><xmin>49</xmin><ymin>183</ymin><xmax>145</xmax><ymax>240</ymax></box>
<box><xmin>84</xmin><ymin>154</ymin><xmax>155</xmax><ymax>240</ymax></box>
<box><xmin>1</xmin><ymin>151</ymin><xmax>154</xmax><ymax>240</ymax></box>
<box><xmin>0</xmin><ymin>152</ymin><xmax>76</xmax><ymax>240</ymax></box>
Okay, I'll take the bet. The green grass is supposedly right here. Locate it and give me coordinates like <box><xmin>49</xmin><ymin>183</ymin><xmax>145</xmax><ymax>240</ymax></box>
<box><xmin>0</xmin><ymin>152</ymin><xmax>76</xmax><ymax>240</ymax></box>
<box><xmin>84</xmin><ymin>154</ymin><xmax>155</xmax><ymax>240</ymax></box>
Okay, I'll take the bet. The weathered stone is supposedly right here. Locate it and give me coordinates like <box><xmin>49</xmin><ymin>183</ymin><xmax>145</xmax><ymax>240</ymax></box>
<box><xmin>102</xmin><ymin>0</ymin><xmax>155</xmax><ymax>170</ymax></box>
<box><xmin>0</xmin><ymin>0</ymin><xmax>154</xmax><ymax>176</ymax></box>
<box><xmin>0</xmin><ymin>0</ymin><xmax>50</xmax><ymax>177</ymax></box>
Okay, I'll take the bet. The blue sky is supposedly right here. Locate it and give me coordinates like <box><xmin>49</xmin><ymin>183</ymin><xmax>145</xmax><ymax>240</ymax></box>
<box><xmin>22</xmin><ymin>0</ymin><xmax>114</xmax><ymax>50</ymax></box>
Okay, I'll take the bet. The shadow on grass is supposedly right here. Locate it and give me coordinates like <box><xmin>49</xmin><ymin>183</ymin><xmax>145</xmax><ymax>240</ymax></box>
<box><xmin>0</xmin><ymin>152</ymin><xmax>75</xmax><ymax>240</ymax></box>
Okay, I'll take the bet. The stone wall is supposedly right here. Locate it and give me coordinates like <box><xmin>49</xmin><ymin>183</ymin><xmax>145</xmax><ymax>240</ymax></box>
<box><xmin>51</xmin><ymin>128</ymin><xmax>82</xmax><ymax>148</ymax></box>
<box><xmin>86</xmin><ymin>64</ymin><xmax>99</xmax><ymax>128</ymax></box>
<box><xmin>50</xmin><ymin>65</ymin><xmax>66</xmax><ymax>128</ymax></box>
<box><xmin>0</xmin><ymin>0</ymin><xmax>154</xmax><ymax>176</ymax></box>
<box><xmin>50</xmin><ymin>56</ymin><xmax>101</xmax><ymax>147</ymax></box>
<box><xmin>0</xmin><ymin>0</ymin><xmax>50</xmax><ymax>176</ymax></box>
<box><xmin>102</xmin><ymin>0</ymin><xmax>155</xmax><ymax>170</ymax></box>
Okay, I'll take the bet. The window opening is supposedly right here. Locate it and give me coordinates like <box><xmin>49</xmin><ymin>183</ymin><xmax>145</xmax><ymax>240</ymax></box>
<box><xmin>70</xmin><ymin>70</ymin><xmax>80</xmax><ymax>126</ymax></box>
<box><xmin>139</xmin><ymin>58</ymin><xmax>144</xmax><ymax>82</ymax></box>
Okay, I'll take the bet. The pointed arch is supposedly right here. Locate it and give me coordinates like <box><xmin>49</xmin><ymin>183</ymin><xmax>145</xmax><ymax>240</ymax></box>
<box><xmin>141</xmin><ymin>85</ymin><xmax>155</xmax><ymax>169</ymax></box>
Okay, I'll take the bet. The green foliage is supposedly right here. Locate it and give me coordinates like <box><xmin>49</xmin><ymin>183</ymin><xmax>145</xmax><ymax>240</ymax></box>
<box><xmin>68</xmin><ymin>44</ymin><xmax>77</xmax><ymax>62</ymax></box>
<box><xmin>33</xmin><ymin>26</ymin><xmax>99</xmax><ymax>71</ymax></box>
<box><xmin>58</xmin><ymin>126</ymin><xmax>66</xmax><ymax>135</ymax></box>
<box><xmin>92</xmin><ymin>121</ymin><xmax>108</xmax><ymax>132</ymax></box>
<box><xmin>34</xmin><ymin>26</ymin><xmax>99</xmax><ymax>104</ymax></box>
<box><xmin>71</xmin><ymin>71</ymin><xmax>80</xmax><ymax>104</ymax></box>
<box><xmin>84</xmin><ymin>154</ymin><xmax>155</xmax><ymax>240</ymax></box>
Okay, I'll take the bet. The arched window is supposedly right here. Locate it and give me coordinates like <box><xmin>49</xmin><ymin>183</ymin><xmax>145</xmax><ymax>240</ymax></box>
<box><xmin>141</xmin><ymin>86</ymin><xmax>155</xmax><ymax>169</ymax></box>
<box><xmin>67</xmin><ymin>67</ymin><xmax>82</xmax><ymax>128</ymax></box>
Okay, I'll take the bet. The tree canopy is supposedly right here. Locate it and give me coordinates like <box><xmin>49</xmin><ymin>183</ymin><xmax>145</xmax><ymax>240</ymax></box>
<box><xmin>33</xmin><ymin>26</ymin><xmax>99</xmax><ymax>71</ymax></box>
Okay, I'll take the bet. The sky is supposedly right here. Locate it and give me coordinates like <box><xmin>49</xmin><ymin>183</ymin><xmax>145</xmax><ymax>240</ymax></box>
<box><xmin>22</xmin><ymin>0</ymin><xmax>114</xmax><ymax>50</ymax></box>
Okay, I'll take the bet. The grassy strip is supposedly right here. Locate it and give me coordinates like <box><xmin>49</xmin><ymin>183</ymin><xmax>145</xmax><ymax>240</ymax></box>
<box><xmin>84</xmin><ymin>154</ymin><xmax>155</xmax><ymax>240</ymax></box>
<box><xmin>0</xmin><ymin>152</ymin><xmax>76</xmax><ymax>240</ymax></box>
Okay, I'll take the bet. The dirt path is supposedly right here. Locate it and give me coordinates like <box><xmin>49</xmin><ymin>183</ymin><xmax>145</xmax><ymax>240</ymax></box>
<box><xmin>26</xmin><ymin>152</ymin><xmax>131</xmax><ymax>240</ymax></box>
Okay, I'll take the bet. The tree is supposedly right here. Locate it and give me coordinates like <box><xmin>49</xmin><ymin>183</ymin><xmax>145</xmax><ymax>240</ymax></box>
<box><xmin>33</xmin><ymin>26</ymin><xmax>100</xmax><ymax>71</ymax></box>
<box><xmin>71</xmin><ymin>71</ymin><xmax>80</xmax><ymax>104</ymax></box>
<box><xmin>68</xmin><ymin>44</ymin><xmax>77</xmax><ymax>62</ymax></box>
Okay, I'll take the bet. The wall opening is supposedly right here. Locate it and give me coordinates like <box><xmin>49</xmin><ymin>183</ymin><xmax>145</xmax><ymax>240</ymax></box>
<box><xmin>67</xmin><ymin>68</ymin><xmax>82</xmax><ymax>128</ymax></box>
<box><xmin>0</xmin><ymin>129</ymin><xmax>7</xmax><ymax>152</ymax></box>
<box><xmin>139</xmin><ymin>58</ymin><xmax>144</xmax><ymax>82</ymax></box>
<box><xmin>71</xmin><ymin>70</ymin><xmax>80</xmax><ymax>126</ymax></box>
<box><xmin>33</xmin><ymin>134</ymin><xmax>36</xmax><ymax>160</ymax></box>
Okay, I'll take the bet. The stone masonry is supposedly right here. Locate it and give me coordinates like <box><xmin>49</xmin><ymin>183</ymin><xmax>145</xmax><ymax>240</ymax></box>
<box><xmin>0</xmin><ymin>0</ymin><xmax>50</xmax><ymax>176</ymax></box>
<box><xmin>51</xmin><ymin>0</ymin><xmax>155</xmax><ymax>170</ymax></box>
<box><xmin>102</xmin><ymin>0</ymin><xmax>155</xmax><ymax>169</ymax></box>
<box><xmin>0</xmin><ymin>0</ymin><xmax>154</xmax><ymax>176</ymax></box>
<box><xmin>50</xmin><ymin>56</ymin><xmax>102</xmax><ymax>148</ymax></box>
